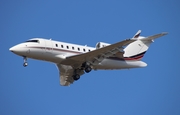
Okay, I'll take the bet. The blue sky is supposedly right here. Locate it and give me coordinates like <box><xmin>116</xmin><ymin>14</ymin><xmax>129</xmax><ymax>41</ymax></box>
<box><xmin>1</xmin><ymin>0</ymin><xmax>180</xmax><ymax>115</ymax></box>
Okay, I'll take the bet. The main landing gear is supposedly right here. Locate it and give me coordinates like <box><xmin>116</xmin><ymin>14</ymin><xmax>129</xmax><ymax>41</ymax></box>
<box><xmin>73</xmin><ymin>74</ymin><xmax>80</xmax><ymax>81</ymax></box>
<box><xmin>72</xmin><ymin>69</ymin><xmax>81</xmax><ymax>81</ymax></box>
<box><xmin>23</xmin><ymin>57</ymin><xmax>28</xmax><ymax>67</ymax></box>
<box><xmin>82</xmin><ymin>62</ymin><xmax>92</xmax><ymax>73</ymax></box>
<box><xmin>72</xmin><ymin>62</ymin><xmax>92</xmax><ymax>81</ymax></box>
<box><xmin>85</xmin><ymin>66</ymin><xmax>92</xmax><ymax>73</ymax></box>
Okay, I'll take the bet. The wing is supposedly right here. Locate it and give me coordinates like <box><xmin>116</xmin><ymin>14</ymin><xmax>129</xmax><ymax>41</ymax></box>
<box><xmin>61</xmin><ymin>39</ymin><xmax>135</xmax><ymax>67</ymax></box>
<box><xmin>56</xmin><ymin>64</ymin><xmax>84</xmax><ymax>86</ymax></box>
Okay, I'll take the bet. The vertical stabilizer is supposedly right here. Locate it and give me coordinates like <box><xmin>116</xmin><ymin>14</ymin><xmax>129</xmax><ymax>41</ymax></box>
<box><xmin>133</xmin><ymin>30</ymin><xmax>141</xmax><ymax>38</ymax></box>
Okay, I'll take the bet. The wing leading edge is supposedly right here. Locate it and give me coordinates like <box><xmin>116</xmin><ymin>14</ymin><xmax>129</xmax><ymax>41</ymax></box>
<box><xmin>61</xmin><ymin>39</ymin><xmax>135</xmax><ymax>67</ymax></box>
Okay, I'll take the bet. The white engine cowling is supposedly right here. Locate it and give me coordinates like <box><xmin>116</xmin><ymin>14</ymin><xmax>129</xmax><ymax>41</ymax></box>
<box><xmin>96</xmin><ymin>42</ymin><xmax>111</xmax><ymax>49</ymax></box>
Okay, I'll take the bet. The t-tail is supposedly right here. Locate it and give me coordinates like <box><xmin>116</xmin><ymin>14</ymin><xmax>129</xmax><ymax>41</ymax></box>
<box><xmin>123</xmin><ymin>30</ymin><xmax>168</xmax><ymax>61</ymax></box>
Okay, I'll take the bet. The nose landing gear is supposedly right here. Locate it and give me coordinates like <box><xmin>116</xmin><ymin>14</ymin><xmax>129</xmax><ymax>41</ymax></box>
<box><xmin>23</xmin><ymin>57</ymin><xmax>28</xmax><ymax>67</ymax></box>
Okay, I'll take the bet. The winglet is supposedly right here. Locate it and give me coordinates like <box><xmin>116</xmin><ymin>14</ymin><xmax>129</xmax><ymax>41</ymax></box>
<box><xmin>133</xmin><ymin>30</ymin><xmax>141</xmax><ymax>38</ymax></box>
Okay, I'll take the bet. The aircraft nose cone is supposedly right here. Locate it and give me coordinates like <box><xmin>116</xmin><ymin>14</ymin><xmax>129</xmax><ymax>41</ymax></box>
<box><xmin>9</xmin><ymin>44</ymin><xmax>28</xmax><ymax>56</ymax></box>
<box><xmin>9</xmin><ymin>46</ymin><xmax>17</xmax><ymax>52</ymax></box>
<box><xmin>9</xmin><ymin>47</ymin><xmax>14</xmax><ymax>52</ymax></box>
<box><xmin>9</xmin><ymin>45</ymin><xmax>21</xmax><ymax>54</ymax></box>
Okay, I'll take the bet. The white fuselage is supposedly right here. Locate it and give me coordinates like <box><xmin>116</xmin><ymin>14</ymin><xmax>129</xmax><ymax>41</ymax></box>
<box><xmin>9</xmin><ymin>38</ymin><xmax>147</xmax><ymax>69</ymax></box>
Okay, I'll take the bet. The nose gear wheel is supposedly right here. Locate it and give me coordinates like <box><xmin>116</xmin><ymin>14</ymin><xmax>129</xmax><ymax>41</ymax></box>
<box><xmin>23</xmin><ymin>57</ymin><xmax>28</xmax><ymax>67</ymax></box>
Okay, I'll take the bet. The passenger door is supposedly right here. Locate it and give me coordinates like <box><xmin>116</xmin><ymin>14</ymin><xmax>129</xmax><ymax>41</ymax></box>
<box><xmin>45</xmin><ymin>39</ymin><xmax>53</xmax><ymax>55</ymax></box>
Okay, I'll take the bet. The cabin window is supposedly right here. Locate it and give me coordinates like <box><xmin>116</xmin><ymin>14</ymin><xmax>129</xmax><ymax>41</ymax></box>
<box><xmin>72</xmin><ymin>47</ymin><xmax>74</xmax><ymax>50</ymax></box>
<box><xmin>89</xmin><ymin>49</ymin><xmax>91</xmax><ymax>52</ymax></box>
<box><xmin>83</xmin><ymin>49</ymin><xmax>86</xmax><ymax>52</ymax></box>
<box><xmin>55</xmin><ymin>44</ymin><xmax>58</xmax><ymax>47</ymax></box>
<box><xmin>67</xmin><ymin>46</ymin><xmax>69</xmax><ymax>49</ymax></box>
<box><xmin>61</xmin><ymin>45</ymin><xmax>63</xmax><ymax>48</ymax></box>
<box><xmin>78</xmin><ymin>48</ymin><xmax>80</xmax><ymax>51</ymax></box>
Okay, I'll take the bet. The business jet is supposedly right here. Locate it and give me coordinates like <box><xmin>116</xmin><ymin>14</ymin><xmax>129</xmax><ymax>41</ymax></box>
<box><xmin>9</xmin><ymin>30</ymin><xmax>167</xmax><ymax>86</ymax></box>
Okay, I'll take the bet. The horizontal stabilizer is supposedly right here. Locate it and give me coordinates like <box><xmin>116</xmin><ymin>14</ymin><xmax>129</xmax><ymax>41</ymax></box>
<box><xmin>140</xmin><ymin>32</ymin><xmax>168</xmax><ymax>41</ymax></box>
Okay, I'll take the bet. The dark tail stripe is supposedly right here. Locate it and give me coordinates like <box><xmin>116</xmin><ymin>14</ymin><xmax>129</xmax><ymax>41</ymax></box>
<box><xmin>124</xmin><ymin>51</ymin><xmax>146</xmax><ymax>58</ymax></box>
<box><xmin>108</xmin><ymin>51</ymin><xmax>146</xmax><ymax>61</ymax></box>
<box><xmin>124</xmin><ymin>55</ymin><xmax>144</xmax><ymax>60</ymax></box>
<box><xmin>124</xmin><ymin>51</ymin><xmax>146</xmax><ymax>60</ymax></box>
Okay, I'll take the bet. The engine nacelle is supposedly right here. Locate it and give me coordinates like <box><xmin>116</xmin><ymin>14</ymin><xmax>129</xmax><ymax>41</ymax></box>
<box><xmin>95</xmin><ymin>42</ymin><xmax>111</xmax><ymax>49</ymax></box>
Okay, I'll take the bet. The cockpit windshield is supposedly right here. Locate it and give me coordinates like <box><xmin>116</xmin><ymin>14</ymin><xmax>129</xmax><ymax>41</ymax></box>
<box><xmin>25</xmin><ymin>40</ymin><xmax>39</xmax><ymax>43</ymax></box>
